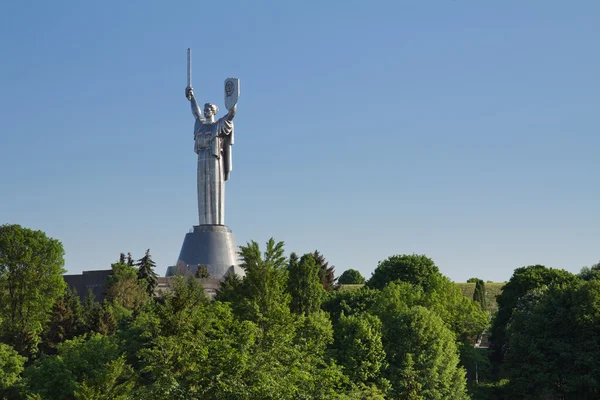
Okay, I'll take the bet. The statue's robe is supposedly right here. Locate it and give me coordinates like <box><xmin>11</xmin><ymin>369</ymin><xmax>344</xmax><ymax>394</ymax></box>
<box><xmin>194</xmin><ymin>116</ymin><xmax>233</xmax><ymax>225</ymax></box>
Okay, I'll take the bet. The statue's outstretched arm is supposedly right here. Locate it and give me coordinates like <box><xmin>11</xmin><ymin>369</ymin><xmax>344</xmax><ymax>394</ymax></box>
<box><xmin>225</xmin><ymin>104</ymin><xmax>237</xmax><ymax>121</ymax></box>
<box><xmin>186</xmin><ymin>87</ymin><xmax>205</xmax><ymax>122</ymax></box>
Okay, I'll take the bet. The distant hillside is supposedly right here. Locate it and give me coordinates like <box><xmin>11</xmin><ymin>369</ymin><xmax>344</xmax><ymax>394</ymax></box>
<box><xmin>337</xmin><ymin>282</ymin><xmax>505</xmax><ymax>314</ymax></box>
<box><xmin>456</xmin><ymin>282</ymin><xmax>504</xmax><ymax>314</ymax></box>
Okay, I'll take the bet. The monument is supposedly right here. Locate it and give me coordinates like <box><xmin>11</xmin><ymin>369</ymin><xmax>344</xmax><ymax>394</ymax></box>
<box><xmin>166</xmin><ymin>49</ymin><xmax>245</xmax><ymax>282</ymax></box>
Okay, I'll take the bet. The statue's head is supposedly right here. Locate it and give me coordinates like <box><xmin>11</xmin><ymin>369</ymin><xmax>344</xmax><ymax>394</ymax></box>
<box><xmin>204</xmin><ymin>103</ymin><xmax>219</xmax><ymax>118</ymax></box>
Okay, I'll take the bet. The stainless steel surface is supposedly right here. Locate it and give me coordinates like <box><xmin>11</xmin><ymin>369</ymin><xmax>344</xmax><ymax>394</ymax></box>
<box><xmin>187</xmin><ymin>48</ymin><xmax>192</xmax><ymax>88</ymax></box>
<box><xmin>185</xmin><ymin>54</ymin><xmax>239</xmax><ymax>226</ymax></box>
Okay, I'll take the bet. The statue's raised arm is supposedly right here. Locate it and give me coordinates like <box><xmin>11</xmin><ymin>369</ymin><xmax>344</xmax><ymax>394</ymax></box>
<box><xmin>186</xmin><ymin>87</ymin><xmax>205</xmax><ymax>122</ymax></box>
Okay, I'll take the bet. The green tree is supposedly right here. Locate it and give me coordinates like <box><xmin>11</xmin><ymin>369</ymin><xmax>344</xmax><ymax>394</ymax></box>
<box><xmin>105</xmin><ymin>261</ymin><xmax>148</xmax><ymax>311</ymax></box>
<box><xmin>322</xmin><ymin>288</ymin><xmax>380</xmax><ymax>323</ymax></box>
<box><xmin>578</xmin><ymin>261</ymin><xmax>600</xmax><ymax>281</ymax></box>
<box><xmin>489</xmin><ymin>265</ymin><xmax>576</xmax><ymax>366</ymax></box>
<box><xmin>366</xmin><ymin>254</ymin><xmax>441</xmax><ymax>291</ymax></box>
<box><xmin>314</xmin><ymin>250</ymin><xmax>336</xmax><ymax>291</ymax></box>
<box><xmin>214</xmin><ymin>273</ymin><xmax>243</xmax><ymax>304</ymax></box>
<box><xmin>372</xmin><ymin>279</ymin><xmax>487</xmax><ymax>343</ymax></box>
<box><xmin>235</xmin><ymin>238</ymin><xmax>291</xmax><ymax>329</ymax></box>
<box><xmin>126</xmin><ymin>253</ymin><xmax>134</xmax><ymax>267</ymax></box>
<box><xmin>504</xmin><ymin>280</ymin><xmax>600</xmax><ymax>399</ymax></box>
<box><xmin>338</xmin><ymin>269</ymin><xmax>366</xmax><ymax>285</ymax></box>
<box><xmin>0</xmin><ymin>343</ymin><xmax>26</xmax><ymax>394</ymax></box>
<box><xmin>472</xmin><ymin>279</ymin><xmax>487</xmax><ymax>311</ymax></box>
<box><xmin>378</xmin><ymin>306</ymin><xmax>469</xmax><ymax>399</ymax></box>
<box><xmin>136</xmin><ymin>249</ymin><xmax>158</xmax><ymax>296</ymax></box>
<box><xmin>81</xmin><ymin>289</ymin><xmax>102</xmax><ymax>334</ymax></box>
<box><xmin>287</xmin><ymin>253</ymin><xmax>325</xmax><ymax>315</ymax></box>
<box><xmin>41</xmin><ymin>287</ymin><xmax>85</xmax><ymax>354</ymax></box>
<box><xmin>25</xmin><ymin>333</ymin><xmax>134</xmax><ymax>400</ymax></box>
<box><xmin>333</xmin><ymin>313</ymin><xmax>387</xmax><ymax>385</ymax></box>
<box><xmin>194</xmin><ymin>264</ymin><xmax>210</xmax><ymax>280</ymax></box>
<box><xmin>0</xmin><ymin>224</ymin><xmax>66</xmax><ymax>356</ymax></box>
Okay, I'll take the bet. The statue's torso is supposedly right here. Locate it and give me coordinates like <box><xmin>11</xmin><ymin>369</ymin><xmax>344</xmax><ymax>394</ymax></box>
<box><xmin>194</xmin><ymin>122</ymin><xmax>218</xmax><ymax>153</ymax></box>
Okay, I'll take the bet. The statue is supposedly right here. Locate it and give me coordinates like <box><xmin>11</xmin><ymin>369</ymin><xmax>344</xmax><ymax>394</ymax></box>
<box><xmin>167</xmin><ymin>49</ymin><xmax>244</xmax><ymax>280</ymax></box>
<box><xmin>184</xmin><ymin>49</ymin><xmax>239</xmax><ymax>226</ymax></box>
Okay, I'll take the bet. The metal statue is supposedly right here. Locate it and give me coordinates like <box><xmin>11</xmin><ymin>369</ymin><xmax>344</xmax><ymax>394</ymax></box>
<box><xmin>185</xmin><ymin>48</ymin><xmax>240</xmax><ymax>226</ymax></box>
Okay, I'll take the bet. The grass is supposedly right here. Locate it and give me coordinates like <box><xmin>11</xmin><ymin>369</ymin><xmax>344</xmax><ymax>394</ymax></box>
<box><xmin>456</xmin><ymin>282</ymin><xmax>505</xmax><ymax>314</ymax></box>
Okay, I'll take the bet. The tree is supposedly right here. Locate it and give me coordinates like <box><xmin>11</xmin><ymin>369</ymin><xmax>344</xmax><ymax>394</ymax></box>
<box><xmin>378</xmin><ymin>305</ymin><xmax>469</xmax><ymax>399</ymax></box>
<box><xmin>235</xmin><ymin>238</ymin><xmax>292</xmax><ymax>329</ymax></box>
<box><xmin>338</xmin><ymin>269</ymin><xmax>366</xmax><ymax>285</ymax></box>
<box><xmin>322</xmin><ymin>288</ymin><xmax>380</xmax><ymax>323</ymax></box>
<box><xmin>214</xmin><ymin>273</ymin><xmax>243</xmax><ymax>304</ymax></box>
<box><xmin>314</xmin><ymin>250</ymin><xmax>336</xmax><ymax>291</ymax></box>
<box><xmin>489</xmin><ymin>265</ymin><xmax>576</xmax><ymax>366</ymax></box>
<box><xmin>41</xmin><ymin>287</ymin><xmax>85</xmax><ymax>354</ymax></box>
<box><xmin>0</xmin><ymin>343</ymin><xmax>26</xmax><ymax>394</ymax></box>
<box><xmin>372</xmin><ymin>279</ymin><xmax>488</xmax><ymax>343</ymax></box>
<box><xmin>0</xmin><ymin>224</ymin><xmax>66</xmax><ymax>356</ymax></box>
<box><xmin>578</xmin><ymin>261</ymin><xmax>600</xmax><ymax>281</ymax></box>
<box><xmin>504</xmin><ymin>280</ymin><xmax>600</xmax><ymax>399</ymax></box>
<box><xmin>333</xmin><ymin>313</ymin><xmax>387</xmax><ymax>385</ymax></box>
<box><xmin>194</xmin><ymin>264</ymin><xmax>210</xmax><ymax>280</ymax></box>
<box><xmin>105</xmin><ymin>261</ymin><xmax>148</xmax><ymax>311</ymax></box>
<box><xmin>287</xmin><ymin>253</ymin><xmax>325</xmax><ymax>315</ymax></box>
<box><xmin>25</xmin><ymin>333</ymin><xmax>135</xmax><ymax>399</ymax></box>
<box><xmin>366</xmin><ymin>254</ymin><xmax>441</xmax><ymax>291</ymax></box>
<box><xmin>136</xmin><ymin>249</ymin><xmax>158</xmax><ymax>296</ymax></box>
<box><xmin>81</xmin><ymin>289</ymin><xmax>102</xmax><ymax>334</ymax></box>
<box><xmin>473</xmin><ymin>279</ymin><xmax>487</xmax><ymax>311</ymax></box>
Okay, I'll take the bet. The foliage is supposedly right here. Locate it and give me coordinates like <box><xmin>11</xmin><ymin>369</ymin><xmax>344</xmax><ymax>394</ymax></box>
<box><xmin>338</xmin><ymin>269</ymin><xmax>366</xmax><ymax>285</ymax></box>
<box><xmin>456</xmin><ymin>282</ymin><xmax>503</xmax><ymax>314</ymax></box>
<box><xmin>459</xmin><ymin>342</ymin><xmax>491</xmax><ymax>384</ymax></box>
<box><xmin>214</xmin><ymin>272</ymin><xmax>243</xmax><ymax>303</ymax></box>
<box><xmin>194</xmin><ymin>265</ymin><xmax>210</xmax><ymax>280</ymax></box>
<box><xmin>489</xmin><ymin>265</ymin><xmax>576</xmax><ymax>366</ymax></box>
<box><xmin>578</xmin><ymin>260</ymin><xmax>600</xmax><ymax>281</ymax></box>
<box><xmin>366</xmin><ymin>254</ymin><xmax>441</xmax><ymax>291</ymax></box>
<box><xmin>0</xmin><ymin>343</ymin><xmax>26</xmax><ymax>392</ymax></box>
<box><xmin>377</xmin><ymin>305</ymin><xmax>469</xmax><ymax>399</ymax></box>
<box><xmin>372</xmin><ymin>280</ymin><xmax>488</xmax><ymax>342</ymax></box>
<box><xmin>287</xmin><ymin>253</ymin><xmax>325</xmax><ymax>315</ymax></box>
<box><xmin>235</xmin><ymin>238</ymin><xmax>292</xmax><ymax>329</ymax></box>
<box><xmin>333</xmin><ymin>313</ymin><xmax>387</xmax><ymax>385</ymax></box>
<box><xmin>469</xmin><ymin>379</ymin><xmax>510</xmax><ymax>400</ymax></box>
<box><xmin>322</xmin><ymin>287</ymin><xmax>379</xmax><ymax>323</ymax></box>
<box><xmin>472</xmin><ymin>279</ymin><xmax>487</xmax><ymax>312</ymax></box>
<box><xmin>41</xmin><ymin>287</ymin><xmax>85</xmax><ymax>354</ymax></box>
<box><xmin>136</xmin><ymin>249</ymin><xmax>158</xmax><ymax>296</ymax></box>
<box><xmin>12</xmin><ymin>226</ymin><xmax>595</xmax><ymax>398</ymax></box>
<box><xmin>0</xmin><ymin>224</ymin><xmax>66</xmax><ymax>356</ymax></box>
<box><xmin>105</xmin><ymin>261</ymin><xmax>149</xmax><ymax>311</ymax></box>
<box><xmin>314</xmin><ymin>250</ymin><xmax>336</xmax><ymax>291</ymax></box>
<box><xmin>504</xmin><ymin>280</ymin><xmax>600</xmax><ymax>399</ymax></box>
<box><xmin>25</xmin><ymin>333</ymin><xmax>134</xmax><ymax>399</ymax></box>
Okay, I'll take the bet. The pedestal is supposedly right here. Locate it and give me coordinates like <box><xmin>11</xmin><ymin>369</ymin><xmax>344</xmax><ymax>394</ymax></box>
<box><xmin>166</xmin><ymin>225</ymin><xmax>244</xmax><ymax>279</ymax></box>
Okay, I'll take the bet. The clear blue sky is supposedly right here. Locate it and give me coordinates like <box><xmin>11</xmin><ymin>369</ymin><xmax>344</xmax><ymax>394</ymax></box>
<box><xmin>1</xmin><ymin>1</ymin><xmax>598</xmax><ymax>282</ymax></box>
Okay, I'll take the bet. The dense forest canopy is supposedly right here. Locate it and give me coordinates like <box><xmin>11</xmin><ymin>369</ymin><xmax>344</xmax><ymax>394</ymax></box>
<box><xmin>0</xmin><ymin>224</ymin><xmax>598</xmax><ymax>399</ymax></box>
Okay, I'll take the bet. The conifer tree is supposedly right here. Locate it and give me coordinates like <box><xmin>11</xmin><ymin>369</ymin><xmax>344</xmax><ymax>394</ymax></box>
<box><xmin>136</xmin><ymin>249</ymin><xmax>158</xmax><ymax>296</ymax></box>
<box><xmin>473</xmin><ymin>279</ymin><xmax>487</xmax><ymax>311</ymax></box>
<box><xmin>126</xmin><ymin>252</ymin><xmax>135</xmax><ymax>267</ymax></box>
<box><xmin>313</xmin><ymin>250</ymin><xmax>336</xmax><ymax>291</ymax></box>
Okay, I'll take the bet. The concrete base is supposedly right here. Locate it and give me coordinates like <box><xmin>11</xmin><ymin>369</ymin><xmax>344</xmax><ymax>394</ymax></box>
<box><xmin>166</xmin><ymin>225</ymin><xmax>244</xmax><ymax>280</ymax></box>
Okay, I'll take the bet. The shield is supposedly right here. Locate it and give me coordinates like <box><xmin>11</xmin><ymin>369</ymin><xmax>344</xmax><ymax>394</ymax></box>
<box><xmin>224</xmin><ymin>78</ymin><xmax>240</xmax><ymax>111</ymax></box>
